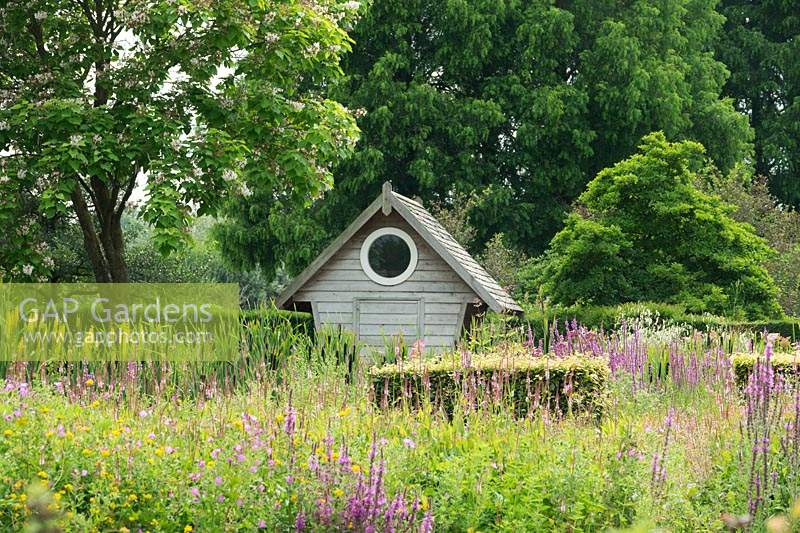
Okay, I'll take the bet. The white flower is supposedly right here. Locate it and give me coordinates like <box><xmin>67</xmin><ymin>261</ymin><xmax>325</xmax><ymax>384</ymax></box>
<box><xmin>290</xmin><ymin>101</ymin><xmax>305</xmax><ymax>112</ymax></box>
<box><xmin>264</xmin><ymin>33</ymin><xmax>279</xmax><ymax>44</ymax></box>
<box><xmin>0</xmin><ymin>120</ymin><xmax>7</xmax><ymax>130</ymax></box>
<box><xmin>305</xmin><ymin>42</ymin><xmax>321</xmax><ymax>57</ymax></box>
<box><xmin>43</xmin><ymin>256</ymin><xmax>54</xmax><ymax>268</ymax></box>
<box><xmin>22</xmin><ymin>264</ymin><xmax>34</xmax><ymax>276</ymax></box>
<box><xmin>171</xmin><ymin>138</ymin><xmax>182</xmax><ymax>151</ymax></box>
<box><xmin>34</xmin><ymin>11</ymin><xmax>47</xmax><ymax>21</ymax></box>
<box><xmin>222</xmin><ymin>169</ymin><xmax>236</xmax><ymax>182</ymax></box>
<box><xmin>92</xmin><ymin>134</ymin><xmax>102</xmax><ymax>143</ymax></box>
<box><xmin>240</xmin><ymin>183</ymin><xmax>253</xmax><ymax>197</ymax></box>
<box><xmin>343</xmin><ymin>1</ymin><xmax>360</xmax><ymax>11</ymax></box>
<box><xmin>69</xmin><ymin>134</ymin><xmax>81</xmax><ymax>146</ymax></box>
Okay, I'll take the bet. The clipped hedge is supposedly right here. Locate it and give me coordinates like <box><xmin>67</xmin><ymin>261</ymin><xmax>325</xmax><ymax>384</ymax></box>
<box><xmin>370</xmin><ymin>352</ymin><xmax>609</xmax><ymax>419</ymax></box>
<box><xmin>731</xmin><ymin>352</ymin><xmax>800</xmax><ymax>387</ymax></box>
<box><xmin>520</xmin><ymin>302</ymin><xmax>800</xmax><ymax>340</ymax></box>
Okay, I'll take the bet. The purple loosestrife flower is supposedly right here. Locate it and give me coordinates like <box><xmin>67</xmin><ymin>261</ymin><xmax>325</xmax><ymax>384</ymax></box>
<box><xmin>421</xmin><ymin>510</ymin><xmax>434</xmax><ymax>532</ymax></box>
<box><xmin>284</xmin><ymin>407</ymin><xmax>296</xmax><ymax>437</ymax></box>
<box><xmin>294</xmin><ymin>512</ymin><xmax>305</xmax><ymax>531</ymax></box>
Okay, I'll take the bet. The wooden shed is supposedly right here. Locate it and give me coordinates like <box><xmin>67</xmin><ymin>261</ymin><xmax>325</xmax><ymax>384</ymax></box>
<box><xmin>277</xmin><ymin>182</ymin><xmax>522</xmax><ymax>352</ymax></box>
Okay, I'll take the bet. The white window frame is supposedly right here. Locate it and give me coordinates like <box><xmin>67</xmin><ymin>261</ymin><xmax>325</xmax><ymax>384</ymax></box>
<box><xmin>360</xmin><ymin>227</ymin><xmax>418</xmax><ymax>286</ymax></box>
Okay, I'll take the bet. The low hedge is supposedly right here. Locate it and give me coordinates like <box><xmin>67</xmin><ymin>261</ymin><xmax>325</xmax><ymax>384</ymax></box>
<box><xmin>370</xmin><ymin>351</ymin><xmax>609</xmax><ymax>419</ymax></box>
<box><xmin>731</xmin><ymin>352</ymin><xmax>800</xmax><ymax>387</ymax></box>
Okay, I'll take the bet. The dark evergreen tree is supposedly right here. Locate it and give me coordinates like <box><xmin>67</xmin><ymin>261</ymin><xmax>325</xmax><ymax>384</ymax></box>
<box><xmin>717</xmin><ymin>0</ymin><xmax>800</xmax><ymax>206</ymax></box>
<box><xmin>223</xmin><ymin>0</ymin><xmax>753</xmax><ymax>278</ymax></box>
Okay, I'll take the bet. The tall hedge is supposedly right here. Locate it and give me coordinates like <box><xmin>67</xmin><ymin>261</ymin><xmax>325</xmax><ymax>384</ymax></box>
<box><xmin>519</xmin><ymin>303</ymin><xmax>800</xmax><ymax>341</ymax></box>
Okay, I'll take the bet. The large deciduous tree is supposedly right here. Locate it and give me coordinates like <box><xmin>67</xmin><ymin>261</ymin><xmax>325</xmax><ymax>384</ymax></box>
<box><xmin>222</xmin><ymin>0</ymin><xmax>752</xmax><ymax>277</ymax></box>
<box><xmin>0</xmin><ymin>0</ymin><xmax>360</xmax><ymax>282</ymax></box>
<box><xmin>524</xmin><ymin>132</ymin><xmax>780</xmax><ymax>319</ymax></box>
<box><xmin>716</xmin><ymin>0</ymin><xmax>800</xmax><ymax>207</ymax></box>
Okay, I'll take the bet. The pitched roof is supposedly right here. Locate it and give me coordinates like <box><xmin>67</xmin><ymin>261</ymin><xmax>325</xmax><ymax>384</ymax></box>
<box><xmin>277</xmin><ymin>182</ymin><xmax>523</xmax><ymax>313</ymax></box>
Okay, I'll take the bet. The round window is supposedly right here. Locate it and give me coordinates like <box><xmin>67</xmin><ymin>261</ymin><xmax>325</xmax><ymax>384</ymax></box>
<box><xmin>360</xmin><ymin>227</ymin><xmax>418</xmax><ymax>285</ymax></box>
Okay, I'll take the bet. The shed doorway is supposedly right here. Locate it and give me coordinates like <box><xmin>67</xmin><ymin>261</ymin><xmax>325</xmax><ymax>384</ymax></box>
<box><xmin>354</xmin><ymin>298</ymin><xmax>424</xmax><ymax>348</ymax></box>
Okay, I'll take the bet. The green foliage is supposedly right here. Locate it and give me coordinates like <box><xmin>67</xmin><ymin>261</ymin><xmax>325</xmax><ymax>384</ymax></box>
<box><xmin>246</xmin><ymin>0</ymin><xmax>753</xmax><ymax>272</ymax></box>
<box><xmin>519</xmin><ymin>302</ymin><xmax>800</xmax><ymax>341</ymax></box>
<box><xmin>527</xmin><ymin>133</ymin><xmax>781</xmax><ymax>319</ymax></box>
<box><xmin>717</xmin><ymin>1</ymin><xmax>800</xmax><ymax>207</ymax></box>
<box><xmin>0</xmin><ymin>0</ymin><xmax>360</xmax><ymax>282</ymax></box>
<box><xmin>240</xmin><ymin>307</ymin><xmax>315</xmax><ymax>339</ymax></box>
<box><xmin>476</xmin><ymin>233</ymin><xmax>528</xmax><ymax>293</ymax></box>
<box><xmin>704</xmin><ymin>175</ymin><xmax>800</xmax><ymax>316</ymax></box>
<box><xmin>371</xmin><ymin>352</ymin><xmax>610</xmax><ymax>419</ymax></box>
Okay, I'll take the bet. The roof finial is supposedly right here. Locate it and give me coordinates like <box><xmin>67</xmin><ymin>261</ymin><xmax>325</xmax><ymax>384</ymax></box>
<box><xmin>382</xmin><ymin>181</ymin><xmax>393</xmax><ymax>215</ymax></box>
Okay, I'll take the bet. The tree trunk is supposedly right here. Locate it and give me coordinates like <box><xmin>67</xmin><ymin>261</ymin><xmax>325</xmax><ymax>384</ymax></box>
<box><xmin>71</xmin><ymin>183</ymin><xmax>129</xmax><ymax>283</ymax></box>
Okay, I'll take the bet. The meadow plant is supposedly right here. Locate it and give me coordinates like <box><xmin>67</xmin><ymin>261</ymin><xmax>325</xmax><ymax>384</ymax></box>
<box><xmin>4</xmin><ymin>317</ymin><xmax>800</xmax><ymax>530</ymax></box>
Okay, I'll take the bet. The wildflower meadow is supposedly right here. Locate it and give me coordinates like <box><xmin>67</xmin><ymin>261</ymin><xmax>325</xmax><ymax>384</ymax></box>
<box><xmin>2</xmin><ymin>313</ymin><xmax>800</xmax><ymax>532</ymax></box>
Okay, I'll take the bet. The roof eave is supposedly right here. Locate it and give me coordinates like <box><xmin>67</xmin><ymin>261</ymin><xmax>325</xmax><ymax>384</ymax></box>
<box><xmin>275</xmin><ymin>194</ymin><xmax>384</xmax><ymax>308</ymax></box>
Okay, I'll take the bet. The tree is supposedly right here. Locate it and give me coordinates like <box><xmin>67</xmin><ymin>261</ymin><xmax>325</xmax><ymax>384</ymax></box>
<box><xmin>0</xmin><ymin>0</ymin><xmax>360</xmax><ymax>282</ymax></box>
<box><xmin>703</xmin><ymin>174</ymin><xmax>800</xmax><ymax>315</ymax></box>
<box><xmin>226</xmin><ymin>0</ymin><xmax>753</xmax><ymax>277</ymax></box>
<box><xmin>524</xmin><ymin>132</ymin><xmax>780</xmax><ymax>319</ymax></box>
<box><xmin>716</xmin><ymin>0</ymin><xmax>800</xmax><ymax>206</ymax></box>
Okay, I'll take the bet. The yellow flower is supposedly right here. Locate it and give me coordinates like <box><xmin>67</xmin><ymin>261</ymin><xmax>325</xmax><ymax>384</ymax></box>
<box><xmin>3</xmin><ymin>429</ymin><xmax>12</xmax><ymax>437</ymax></box>
<box><xmin>334</xmin><ymin>488</ymin><xmax>344</xmax><ymax>497</ymax></box>
<box><xmin>65</xmin><ymin>484</ymin><xmax>73</xmax><ymax>492</ymax></box>
<box><xmin>154</xmin><ymin>447</ymin><xmax>164</xmax><ymax>457</ymax></box>
<box><xmin>82</xmin><ymin>448</ymin><xmax>93</xmax><ymax>456</ymax></box>
<box><xmin>85</xmin><ymin>378</ymin><xmax>94</xmax><ymax>386</ymax></box>
<box><xmin>37</xmin><ymin>470</ymin><xmax>48</xmax><ymax>479</ymax></box>
<box><xmin>91</xmin><ymin>400</ymin><xmax>100</xmax><ymax>408</ymax></box>
<box><xmin>276</xmin><ymin>414</ymin><xmax>284</xmax><ymax>424</ymax></box>
<box><xmin>128</xmin><ymin>494</ymin><xmax>137</xmax><ymax>502</ymax></box>
<box><xmin>119</xmin><ymin>528</ymin><xmax>130</xmax><ymax>533</ymax></box>
<box><xmin>338</xmin><ymin>406</ymin><xmax>351</xmax><ymax>418</ymax></box>
<box><xmin>351</xmin><ymin>465</ymin><xmax>361</xmax><ymax>474</ymax></box>
<box><xmin>100</xmin><ymin>449</ymin><xmax>111</xmax><ymax>457</ymax></box>
<box><xmin>207</xmin><ymin>460</ymin><xmax>215</xmax><ymax>468</ymax></box>
<box><xmin>421</xmin><ymin>495</ymin><xmax>429</xmax><ymax>511</ymax></box>
<box><xmin>290</xmin><ymin>494</ymin><xmax>298</xmax><ymax>503</ymax></box>
<box><xmin>184</xmin><ymin>526</ymin><xmax>193</xmax><ymax>533</ymax></box>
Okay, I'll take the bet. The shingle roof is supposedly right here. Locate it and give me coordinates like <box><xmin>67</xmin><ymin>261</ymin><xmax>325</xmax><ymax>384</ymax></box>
<box><xmin>391</xmin><ymin>192</ymin><xmax>522</xmax><ymax>313</ymax></box>
<box><xmin>277</xmin><ymin>182</ymin><xmax>523</xmax><ymax>313</ymax></box>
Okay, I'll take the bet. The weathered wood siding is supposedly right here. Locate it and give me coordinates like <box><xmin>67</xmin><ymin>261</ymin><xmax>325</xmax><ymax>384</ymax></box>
<box><xmin>294</xmin><ymin>211</ymin><xmax>479</xmax><ymax>351</ymax></box>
